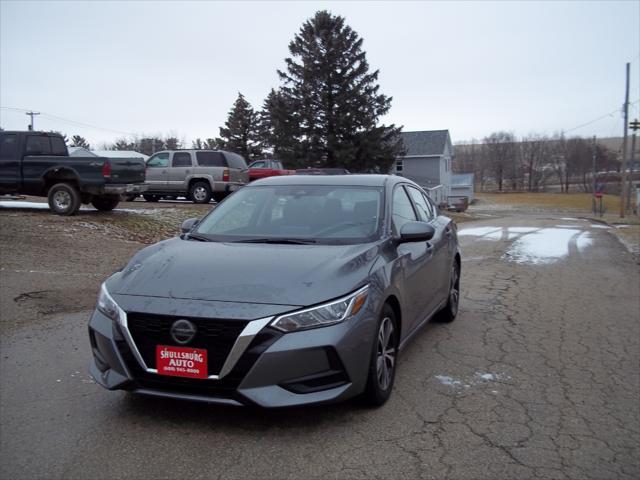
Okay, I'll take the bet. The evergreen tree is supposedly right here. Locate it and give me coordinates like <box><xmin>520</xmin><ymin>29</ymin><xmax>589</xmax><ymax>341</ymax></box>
<box><xmin>273</xmin><ymin>10</ymin><xmax>403</xmax><ymax>171</ymax></box>
<box><xmin>69</xmin><ymin>135</ymin><xmax>90</xmax><ymax>149</ymax></box>
<box><xmin>216</xmin><ymin>93</ymin><xmax>262</xmax><ymax>161</ymax></box>
<box><xmin>164</xmin><ymin>137</ymin><xmax>181</xmax><ymax>150</ymax></box>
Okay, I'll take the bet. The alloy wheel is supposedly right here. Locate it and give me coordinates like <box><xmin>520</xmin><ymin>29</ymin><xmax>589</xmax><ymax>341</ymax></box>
<box><xmin>193</xmin><ymin>187</ymin><xmax>207</xmax><ymax>202</ymax></box>
<box><xmin>376</xmin><ymin>316</ymin><xmax>396</xmax><ymax>391</ymax></box>
<box><xmin>450</xmin><ymin>264</ymin><xmax>459</xmax><ymax>316</ymax></box>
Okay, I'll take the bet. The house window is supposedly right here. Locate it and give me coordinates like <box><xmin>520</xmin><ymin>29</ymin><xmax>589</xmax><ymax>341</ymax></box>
<box><xmin>396</xmin><ymin>159</ymin><xmax>403</xmax><ymax>174</ymax></box>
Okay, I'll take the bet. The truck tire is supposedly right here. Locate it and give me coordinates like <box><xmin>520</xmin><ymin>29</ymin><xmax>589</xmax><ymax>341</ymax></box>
<box><xmin>47</xmin><ymin>183</ymin><xmax>81</xmax><ymax>216</ymax></box>
<box><xmin>143</xmin><ymin>195</ymin><xmax>159</xmax><ymax>202</ymax></box>
<box><xmin>189</xmin><ymin>181</ymin><xmax>212</xmax><ymax>204</ymax></box>
<box><xmin>124</xmin><ymin>194</ymin><xmax>138</xmax><ymax>202</ymax></box>
<box><xmin>91</xmin><ymin>196</ymin><xmax>120</xmax><ymax>211</ymax></box>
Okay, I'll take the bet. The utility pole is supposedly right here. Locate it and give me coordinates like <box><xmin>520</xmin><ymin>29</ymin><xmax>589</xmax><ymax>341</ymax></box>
<box><xmin>25</xmin><ymin>111</ymin><xmax>40</xmax><ymax>131</ymax></box>
<box><xmin>619</xmin><ymin>63</ymin><xmax>630</xmax><ymax>218</ymax></box>
<box><xmin>592</xmin><ymin>135</ymin><xmax>597</xmax><ymax>215</ymax></box>
<box><xmin>629</xmin><ymin>118</ymin><xmax>639</xmax><ymax>213</ymax></box>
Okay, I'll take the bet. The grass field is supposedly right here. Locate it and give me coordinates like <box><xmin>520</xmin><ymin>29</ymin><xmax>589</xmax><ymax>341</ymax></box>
<box><xmin>476</xmin><ymin>192</ymin><xmax>624</xmax><ymax>212</ymax></box>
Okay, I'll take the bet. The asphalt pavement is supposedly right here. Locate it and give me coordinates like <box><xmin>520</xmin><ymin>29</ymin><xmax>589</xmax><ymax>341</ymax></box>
<box><xmin>1</xmin><ymin>213</ymin><xmax>638</xmax><ymax>479</ymax></box>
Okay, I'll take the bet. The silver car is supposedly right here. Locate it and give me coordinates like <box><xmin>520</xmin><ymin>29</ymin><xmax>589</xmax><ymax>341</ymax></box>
<box><xmin>143</xmin><ymin>150</ymin><xmax>249</xmax><ymax>203</ymax></box>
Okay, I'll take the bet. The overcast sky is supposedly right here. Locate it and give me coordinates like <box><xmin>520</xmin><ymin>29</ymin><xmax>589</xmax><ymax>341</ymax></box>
<box><xmin>1</xmin><ymin>0</ymin><xmax>639</xmax><ymax>147</ymax></box>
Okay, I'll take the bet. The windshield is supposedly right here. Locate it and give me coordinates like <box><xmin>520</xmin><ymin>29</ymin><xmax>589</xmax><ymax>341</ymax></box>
<box><xmin>194</xmin><ymin>185</ymin><xmax>384</xmax><ymax>244</ymax></box>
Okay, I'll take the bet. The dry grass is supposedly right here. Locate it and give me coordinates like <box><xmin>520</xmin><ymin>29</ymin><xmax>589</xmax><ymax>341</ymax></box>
<box><xmin>476</xmin><ymin>192</ymin><xmax>625</xmax><ymax>212</ymax></box>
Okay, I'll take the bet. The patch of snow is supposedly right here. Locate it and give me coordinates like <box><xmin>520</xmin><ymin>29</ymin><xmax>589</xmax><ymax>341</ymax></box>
<box><xmin>435</xmin><ymin>375</ymin><xmax>463</xmax><ymax>387</ymax></box>
<box><xmin>576</xmin><ymin>232</ymin><xmax>593</xmax><ymax>251</ymax></box>
<box><xmin>590</xmin><ymin>224</ymin><xmax>610</xmax><ymax>229</ymax></box>
<box><xmin>458</xmin><ymin>227</ymin><xmax>503</xmax><ymax>238</ymax></box>
<box><xmin>505</xmin><ymin>228</ymin><xmax>581</xmax><ymax>265</ymax></box>
<box><xmin>0</xmin><ymin>201</ymin><xmax>92</xmax><ymax>211</ymax></box>
<box><xmin>560</xmin><ymin>217</ymin><xmax>582</xmax><ymax>221</ymax></box>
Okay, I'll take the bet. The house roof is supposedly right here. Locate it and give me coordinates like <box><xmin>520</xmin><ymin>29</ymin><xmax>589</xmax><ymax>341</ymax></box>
<box><xmin>400</xmin><ymin>130</ymin><xmax>450</xmax><ymax>157</ymax></box>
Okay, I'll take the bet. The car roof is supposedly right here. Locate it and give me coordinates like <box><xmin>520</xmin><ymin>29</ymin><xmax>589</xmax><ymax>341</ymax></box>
<box><xmin>251</xmin><ymin>174</ymin><xmax>411</xmax><ymax>188</ymax></box>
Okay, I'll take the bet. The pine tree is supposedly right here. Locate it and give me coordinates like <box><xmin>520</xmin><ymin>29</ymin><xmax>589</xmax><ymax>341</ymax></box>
<box><xmin>216</xmin><ymin>93</ymin><xmax>262</xmax><ymax>161</ymax></box>
<box><xmin>274</xmin><ymin>10</ymin><xmax>403</xmax><ymax>171</ymax></box>
<box><xmin>70</xmin><ymin>135</ymin><xmax>90</xmax><ymax>149</ymax></box>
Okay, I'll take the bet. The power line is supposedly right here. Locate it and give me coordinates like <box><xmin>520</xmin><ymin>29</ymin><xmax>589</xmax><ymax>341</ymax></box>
<box><xmin>0</xmin><ymin>106</ymin><xmax>136</xmax><ymax>136</ymax></box>
<box><xmin>563</xmin><ymin>99</ymin><xmax>640</xmax><ymax>135</ymax></box>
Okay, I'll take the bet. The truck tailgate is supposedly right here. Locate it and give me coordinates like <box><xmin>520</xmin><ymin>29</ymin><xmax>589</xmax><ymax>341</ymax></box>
<box><xmin>102</xmin><ymin>157</ymin><xmax>146</xmax><ymax>184</ymax></box>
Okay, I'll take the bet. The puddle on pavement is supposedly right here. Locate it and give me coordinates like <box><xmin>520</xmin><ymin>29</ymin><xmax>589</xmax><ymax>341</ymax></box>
<box><xmin>459</xmin><ymin>225</ymin><xmax>599</xmax><ymax>265</ymax></box>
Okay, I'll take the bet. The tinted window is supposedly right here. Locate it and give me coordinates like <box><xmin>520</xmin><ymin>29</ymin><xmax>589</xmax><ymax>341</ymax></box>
<box><xmin>0</xmin><ymin>134</ymin><xmax>18</xmax><ymax>160</ymax></box>
<box><xmin>25</xmin><ymin>136</ymin><xmax>51</xmax><ymax>155</ymax></box>
<box><xmin>172</xmin><ymin>152</ymin><xmax>192</xmax><ymax>167</ymax></box>
<box><xmin>147</xmin><ymin>152</ymin><xmax>169</xmax><ymax>168</ymax></box>
<box><xmin>250</xmin><ymin>161</ymin><xmax>267</xmax><ymax>168</ymax></box>
<box><xmin>196</xmin><ymin>151</ymin><xmax>226</xmax><ymax>167</ymax></box>
<box><xmin>224</xmin><ymin>152</ymin><xmax>247</xmax><ymax>170</ymax></box>
<box><xmin>406</xmin><ymin>186</ymin><xmax>434</xmax><ymax>221</ymax></box>
<box><xmin>392</xmin><ymin>186</ymin><xmax>417</xmax><ymax>232</ymax></box>
<box><xmin>50</xmin><ymin>136</ymin><xmax>67</xmax><ymax>155</ymax></box>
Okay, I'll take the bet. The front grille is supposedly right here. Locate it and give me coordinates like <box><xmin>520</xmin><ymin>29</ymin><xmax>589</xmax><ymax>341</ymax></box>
<box><xmin>114</xmin><ymin>323</ymin><xmax>282</xmax><ymax>402</ymax></box>
<box><xmin>126</xmin><ymin>312</ymin><xmax>249</xmax><ymax>376</ymax></box>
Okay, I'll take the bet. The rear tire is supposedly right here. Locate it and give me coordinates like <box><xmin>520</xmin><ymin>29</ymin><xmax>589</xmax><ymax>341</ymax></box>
<box><xmin>434</xmin><ymin>260</ymin><xmax>460</xmax><ymax>323</ymax></box>
<box><xmin>362</xmin><ymin>304</ymin><xmax>398</xmax><ymax>407</ymax></box>
<box><xmin>47</xmin><ymin>182</ymin><xmax>81</xmax><ymax>216</ymax></box>
<box><xmin>190</xmin><ymin>181</ymin><xmax>212</xmax><ymax>204</ymax></box>
<box><xmin>143</xmin><ymin>194</ymin><xmax>159</xmax><ymax>202</ymax></box>
<box><xmin>91</xmin><ymin>196</ymin><xmax>119</xmax><ymax>211</ymax></box>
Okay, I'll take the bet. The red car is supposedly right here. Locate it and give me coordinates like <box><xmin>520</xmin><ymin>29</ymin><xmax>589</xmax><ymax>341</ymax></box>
<box><xmin>248</xmin><ymin>159</ymin><xmax>295</xmax><ymax>181</ymax></box>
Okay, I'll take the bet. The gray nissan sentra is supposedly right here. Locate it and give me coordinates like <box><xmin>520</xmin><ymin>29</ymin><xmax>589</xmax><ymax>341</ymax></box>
<box><xmin>88</xmin><ymin>174</ymin><xmax>460</xmax><ymax>407</ymax></box>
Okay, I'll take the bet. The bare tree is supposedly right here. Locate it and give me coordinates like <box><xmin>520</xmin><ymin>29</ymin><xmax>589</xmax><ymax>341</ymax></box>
<box><xmin>483</xmin><ymin>131</ymin><xmax>517</xmax><ymax>191</ymax></box>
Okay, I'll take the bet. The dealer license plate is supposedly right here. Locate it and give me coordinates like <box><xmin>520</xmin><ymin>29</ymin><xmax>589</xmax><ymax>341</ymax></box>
<box><xmin>156</xmin><ymin>345</ymin><xmax>208</xmax><ymax>379</ymax></box>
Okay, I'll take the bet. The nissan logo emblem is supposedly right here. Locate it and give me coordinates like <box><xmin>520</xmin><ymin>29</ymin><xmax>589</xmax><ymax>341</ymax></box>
<box><xmin>170</xmin><ymin>319</ymin><xmax>197</xmax><ymax>345</ymax></box>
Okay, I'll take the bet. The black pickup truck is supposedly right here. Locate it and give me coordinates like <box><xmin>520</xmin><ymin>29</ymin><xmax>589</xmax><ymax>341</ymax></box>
<box><xmin>0</xmin><ymin>131</ymin><xmax>147</xmax><ymax>215</ymax></box>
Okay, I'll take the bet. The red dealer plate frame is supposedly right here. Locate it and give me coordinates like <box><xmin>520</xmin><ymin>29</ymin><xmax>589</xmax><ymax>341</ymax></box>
<box><xmin>156</xmin><ymin>345</ymin><xmax>208</xmax><ymax>379</ymax></box>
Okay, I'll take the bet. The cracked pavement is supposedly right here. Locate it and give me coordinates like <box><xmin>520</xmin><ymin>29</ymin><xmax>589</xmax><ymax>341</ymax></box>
<box><xmin>1</xmin><ymin>210</ymin><xmax>638</xmax><ymax>479</ymax></box>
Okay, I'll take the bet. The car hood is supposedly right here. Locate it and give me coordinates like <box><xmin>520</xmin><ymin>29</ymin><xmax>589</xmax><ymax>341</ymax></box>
<box><xmin>108</xmin><ymin>237</ymin><xmax>381</xmax><ymax>307</ymax></box>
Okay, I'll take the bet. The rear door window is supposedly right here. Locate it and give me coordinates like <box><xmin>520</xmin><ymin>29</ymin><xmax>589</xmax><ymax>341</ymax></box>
<box><xmin>50</xmin><ymin>136</ymin><xmax>67</xmax><ymax>155</ymax></box>
<box><xmin>196</xmin><ymin>151</ymin><xmax>226</xmax><ymax>167</ymax></box>
<box><xmin>172</xmin><ymin>152</ymin><xmax>192</xmax><ymax>167</ymax></box>
<box><xmin>250</xmin><ymin>161</ymin><xmax>267</xmax><ymax>168</ymax></box>
<box><xmin>25</xmin><ymin>136</ymin><xmax>51</xmax><ymax>155</ymax></box>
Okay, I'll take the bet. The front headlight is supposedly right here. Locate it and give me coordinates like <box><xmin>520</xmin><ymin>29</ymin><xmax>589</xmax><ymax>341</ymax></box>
<box><xmin>97</xmin><ymin>283</ymin><xmax>123</xmax><ymax>324</ymax></box>
<box><xmin>271</xmin><ymin>285</ymin><xmax>369</xmax><ymax>332</ymax></box>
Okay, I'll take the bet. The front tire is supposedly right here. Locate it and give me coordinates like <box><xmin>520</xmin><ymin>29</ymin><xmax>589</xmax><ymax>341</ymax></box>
<box><xmin>47</xmin><ymin>182</ymin><xmax>81</xmax><ymax>216</ymax></box>
<box><xmin>91</xmin><ymin>196</ymin><xmax>119</xmax><ymax>211</ymax></box>
<box><xmin>190</xmin><ymin>181</ymin><xmax>212</xmax><ymax>204</ymax></box>
<box><xmin>362</xmin><ymin>304</ymin><xmax>398</xmax><ymax>406</ymax></box>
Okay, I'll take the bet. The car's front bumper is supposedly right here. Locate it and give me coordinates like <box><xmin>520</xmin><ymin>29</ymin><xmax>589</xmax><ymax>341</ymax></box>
<box><xmin>88</xmin><ymin>297</ymin><xmax>377</xmax><ymax>407</ymax></box>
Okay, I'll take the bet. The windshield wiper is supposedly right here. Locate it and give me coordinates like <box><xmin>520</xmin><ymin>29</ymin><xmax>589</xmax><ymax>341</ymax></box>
<box><xmin>232</xmin><ymin>238</ymin><xmax>317</xmax><ymax>245</ymax></box>
<box><xmin>186</xmin><ymin>233</ymin><xmax>213</xmax><ymax>242</ymax></box>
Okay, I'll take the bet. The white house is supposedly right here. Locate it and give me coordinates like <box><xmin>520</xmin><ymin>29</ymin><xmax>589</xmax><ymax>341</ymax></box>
<box><xmin>393</xmin><ymin>130</ymin><xmax>453</xmax><ymax>205</ymax></box>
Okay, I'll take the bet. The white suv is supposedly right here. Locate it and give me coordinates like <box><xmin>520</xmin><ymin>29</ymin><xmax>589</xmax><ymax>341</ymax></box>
<box><xmin>142</xmin><ymin>150</ymin><xmax>249</xmax><ymax>203</ymax></box>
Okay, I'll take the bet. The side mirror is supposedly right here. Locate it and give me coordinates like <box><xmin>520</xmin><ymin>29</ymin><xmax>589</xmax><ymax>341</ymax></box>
<box><xmin>398</xmin><ymin>221</ymin><xmax>435</xmax><ymax>243</ymax></box>
<box><xmin>181</xmin><ymin>217</ymin><xmax>199</xmax><ymax>234</ymax></box>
